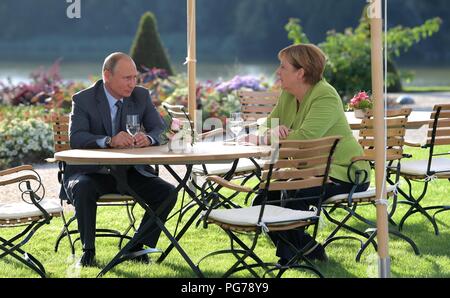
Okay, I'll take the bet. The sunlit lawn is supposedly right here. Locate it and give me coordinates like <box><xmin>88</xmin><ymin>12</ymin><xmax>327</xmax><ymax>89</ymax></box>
<box><xmin>0</xmin><ymin>146</ymin><xmax>449</xmax><ymax>278</ymax></box>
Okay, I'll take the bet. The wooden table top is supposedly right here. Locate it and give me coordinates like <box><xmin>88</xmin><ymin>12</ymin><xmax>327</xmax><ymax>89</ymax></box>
<box><xmin>54</xmin><ymin>142</ymin><xmax>272</xmax><ymax>165</ymax></box>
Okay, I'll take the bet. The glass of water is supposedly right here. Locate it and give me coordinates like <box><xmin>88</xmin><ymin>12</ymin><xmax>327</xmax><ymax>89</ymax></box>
<box><xmin>229</xmin><ymin>112</ymin><xmax>244</xmax><ymax>145</ymax></box>
<box><xmin>126</xmin><ymin>114</ymin><xmax>140</xmax><ymax>147</ymax></box>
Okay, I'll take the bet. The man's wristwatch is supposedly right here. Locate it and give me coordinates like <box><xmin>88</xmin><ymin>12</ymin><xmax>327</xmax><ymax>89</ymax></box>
<box><xmin>105</xmin><ymin>136</ymin><xmax>112</xmax><ymax>148</ymax></box>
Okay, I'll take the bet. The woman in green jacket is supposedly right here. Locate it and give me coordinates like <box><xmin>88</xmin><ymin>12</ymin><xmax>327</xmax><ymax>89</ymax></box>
<box><xmin>252</xmin><ymin>44</ymin><xmax>371</xmax><ymax>265</ymax></box>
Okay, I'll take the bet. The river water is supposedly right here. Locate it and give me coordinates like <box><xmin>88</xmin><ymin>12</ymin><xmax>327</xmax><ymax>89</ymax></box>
<box><xmin>0</xmin><ymin>60</ymin><xmax>449</xmax><ymax>87</ymax></box>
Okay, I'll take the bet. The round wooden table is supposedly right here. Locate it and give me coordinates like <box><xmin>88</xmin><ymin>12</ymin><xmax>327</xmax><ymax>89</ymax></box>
<box><xmin>54</xmin><ymin>142</ymin><xmax>271</xmax><ymax>277</ymax></box>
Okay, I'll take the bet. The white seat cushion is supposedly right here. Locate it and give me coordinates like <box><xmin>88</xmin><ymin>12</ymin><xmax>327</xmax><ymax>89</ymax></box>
<box><xmin>0</xmin><ymin>199</ymin><xmax>63</xmax><ymax>220</ymax></box>
<box><xmin>324</xmin><ymin>185</ymin><xmax>397</xmax><ymax>204</ymax></box>
<box><xmin>202</xmin><ymin>205</ymin><xmax>317</xmax><ymax>227</ymax></box>
<box><xmin>399</xmin><ymin>158</ymin><xmax>450</xmax><ymax>177</ymax></box>
<box><xmin>192</xmin><ymin>158</ymin><xmax>265</xmax><ymax>176</ymax></box>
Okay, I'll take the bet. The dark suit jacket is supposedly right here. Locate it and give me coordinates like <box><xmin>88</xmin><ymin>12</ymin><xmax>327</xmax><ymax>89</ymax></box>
<box><xmin>61</xmin><ymin>80</ymin><xmax>166</xmax><ymax>199</ymax></box>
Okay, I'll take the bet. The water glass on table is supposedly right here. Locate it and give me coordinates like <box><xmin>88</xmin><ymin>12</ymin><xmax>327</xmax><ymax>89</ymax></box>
<box><xmin>229</xmin><ymin>112</ymin><xmax>244</xmax><ymax>145</ymax></box>
<box><xmin>126</xmin><ymin>114</ymin><xmax>140</xmax><ymax>147</ymax></box>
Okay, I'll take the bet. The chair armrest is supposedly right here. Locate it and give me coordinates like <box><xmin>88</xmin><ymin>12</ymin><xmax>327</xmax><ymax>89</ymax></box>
<box><xmin>198</xmin><ymin>128</ymin><xmax>223</xmax><ymax>140</ymax></box>
<box><xmin>244</xmin><ymin>121</ymin><xmax>258</xmax><ymax>130</ymax></box>
<box><xmin>351</xmin><ymin>156</ymin><xmax>374</xmax><ymax>162</ymax></box>
<box><xmin>45</xmin><ymin>157</ymin><xmax>56</xmax><ymax>163</ymax></box>
<box><xmin>0</xmin><ymin>165</ymin><xmax>33</xmax><ymax>177</ymax></box>
<box><xmin>206</xmin><ymin>175</ymin><xmax>254</xmax><ymax>193</ymax></box>
<box><xmin>0</xmin><ymin>175</ymin><xmax>39</xmax><ymax>187</ymax></box>
<box><xmin>351</xmin><ymin>154</ymin><xmax>404</xmax><ymax>162</ymax></box>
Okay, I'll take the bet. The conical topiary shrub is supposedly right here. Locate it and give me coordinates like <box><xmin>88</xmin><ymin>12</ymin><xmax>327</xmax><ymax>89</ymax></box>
<box><xmin>130</xmin><ymin>11</ymin><xmax>174</xmax><ymax>75</ymax></box>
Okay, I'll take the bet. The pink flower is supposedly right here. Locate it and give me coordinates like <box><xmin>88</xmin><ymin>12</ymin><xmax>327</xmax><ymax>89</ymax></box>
<box><xmin>349</xmin><ymin>91</ymin><xmax>373</xmax><ymax>110</ymax></box>
<box><xmin>171</xmin><ymin>118</ymin><xmax>181</xmax><ymax>131</ymax></box>
<box><xmin>356</xmin><ymin>91</ymin><xmax>369</xmax><ymax>100</ymax></box>
<box><xmin>350</xmin><ymin>97</ymin><xmax>360</xmax><ymax>106</ymax></box>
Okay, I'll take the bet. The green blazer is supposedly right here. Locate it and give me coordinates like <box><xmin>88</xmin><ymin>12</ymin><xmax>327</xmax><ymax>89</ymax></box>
<box><xmin>264</xmin><ymin>79</ymin><xmax>371</xmax><ymax>184</ymax></box>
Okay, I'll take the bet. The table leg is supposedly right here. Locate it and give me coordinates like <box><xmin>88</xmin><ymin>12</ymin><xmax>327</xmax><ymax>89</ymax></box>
<box><xmin>157</xmin><ymin>159</ymin><xmax>241</xmax><ymax>264</ymax></box>
<box><xmin>97</xmin><ymin>165</ymin><xmax>203</xmax><ymax>278</ymax></box>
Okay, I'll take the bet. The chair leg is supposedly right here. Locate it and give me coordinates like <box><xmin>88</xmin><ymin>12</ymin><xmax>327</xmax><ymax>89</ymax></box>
<box><xmin>223</xmin><ymin>230</ymin><xmax>265</xmax><ymax>278</ymax></box>
<box><xmin>351</xmin><ymin>211</ymin><xmax>420</xmax><ymax>261</ymax></box>
<box><xmin>432</xmin><ymin>206</ymin><xmax>450</xmax><ymax>223</ymax></box>
<box><xmin>55</xmin><ymin>202</ymin><xmax>140</xmax><ymax>254</ymax></box>
<box><xmin>197</xmin><ymin>229</ymin><xmax>274</xmax><ymax>278</ymax></box>
<box><xmin>275</xmin><ymin>233</ymin><xmax>324</xmax><ymax>278</ymax></box>
<box><xmin>54</xmin><ymin>210</ymin><xmax>76</xmax><ymax>254</ymax></box>
<box><xmin>0</xmin><ymin>222</ymin><xmax>47</xmax><ymax>278</ymax></box>
<box><xmin>119</xmin><ymin>202</ymin><xmax>138</xmax><ymax>249</ymax></box>
<box><xmin>322</xmin><ymin>207</ymin><xmax>376</xmax><ymax>252</ymax></box>
<box><xmin>397</xmin><ymin>179</ymin><xmax>440</xmax><ymax>235</ymax></box>
<box><xmin>355</xmin><ymin>230</ymin><xmax>378</xmax><ymax>262</ymax></box>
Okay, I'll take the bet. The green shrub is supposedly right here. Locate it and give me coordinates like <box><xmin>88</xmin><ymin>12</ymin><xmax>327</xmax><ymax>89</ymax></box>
<box><xmin>130</xmin><ymin>11</ymin><xmax>174</xmax><ymax>75</ymax></box>
<box><xmin>0</xmin><ymin>104</ymin><xmax>48</xmax><ymax>121</ymax></box>
<box><xmin>0</xmin><ymin>118</ymin><xmax>53</xmax><ymax>168</ymax></box>
<box><xmin>285</xmin><ymin>9</ymin><xmax>442</xmax><ymax>99</ymax></box>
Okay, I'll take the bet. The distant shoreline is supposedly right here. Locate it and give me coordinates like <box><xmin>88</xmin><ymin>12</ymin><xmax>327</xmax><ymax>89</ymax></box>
<box><xmin>1</xmin><ymin>61</ymin><xmax>450</xmax><ymax>88</ymax></box>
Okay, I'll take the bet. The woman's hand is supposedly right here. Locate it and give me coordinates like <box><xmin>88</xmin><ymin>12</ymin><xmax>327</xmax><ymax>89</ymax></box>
<box><xmin>237</xmin><ymin>134</ymin><xmax>259</xmax><ymax>145</ymax></box>
<box><xmin>271</xmin><ymin>125</ymin><xmax>291</xmax><ymax>140</ymax></box>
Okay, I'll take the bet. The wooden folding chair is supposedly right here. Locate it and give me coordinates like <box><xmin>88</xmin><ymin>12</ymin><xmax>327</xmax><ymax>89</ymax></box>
<box><xmin>322</xmin><ymin>108</ymin><xmax>420</xmax><ymax>261</ymax></box>
<box><xmin>49</xmin><ymin>114</ymin><xmax>138</xmax><ymax>254</ymax></box>
<box><xmin>397</xmin><ymin>104</ymin><xmax>450</xmax><ymax>235</ymax></box>
<box><xmin>0</xmin><ymin>165</ymin><xmax>62</xmax><ymax>277</ymax></box>
<box><xmin>190</xmin><ymin>91</ymin><xmax>279</xmax><ymax>202</ymax></box>
<box><xmin>238</xmin><ymin>90</ymin><xmax>279</xmax><ymax>132</ymax></box>
<box><xmin>197</xmin><ymin>136</ymin><xmax>341</xmax><ymax>278</ymax></box>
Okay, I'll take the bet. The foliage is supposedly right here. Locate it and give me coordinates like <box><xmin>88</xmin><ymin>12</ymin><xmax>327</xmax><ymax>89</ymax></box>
<box><xmin>139</xmin><ymin>72</ymin><xmax>271</xmax><ymax>127</ymax></box>
<box><xmin>285</xmin><ymin>18</ymin><xmax>310</xmax><ymax>45</ymax></box>
<box><xmin>0</xmin><ymin>118</ymin><xmax>53</xmax><ymax>168</ymax></box>
<box><xmin>285</xmin><ymin>10</ymin><xmax>442</xmax><ymax>99</ymax></box>
<box><xmin>0</xmin><ymin>60</ymin><xmax>85</xmax><ymax>114</ymax></box>
<box><xmin>130</xmin><ymin>11</ymin><xmax>174</xmax><ymax>75</ymax></box>
<box><xmin>0</xmin><ymin>105</ymin><xmax>48</xmax><ymax>122</ymax></box>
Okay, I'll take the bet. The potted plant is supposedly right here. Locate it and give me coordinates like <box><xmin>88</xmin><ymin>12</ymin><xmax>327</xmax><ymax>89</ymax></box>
<box><xmin>349</xmin><ymin>91</ymin><xmax>373</xmax><ymax>119</ymax></box>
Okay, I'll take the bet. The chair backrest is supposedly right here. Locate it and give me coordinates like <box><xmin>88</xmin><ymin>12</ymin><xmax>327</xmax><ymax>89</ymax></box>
<box><xmin>237</xmin><ymin>90</ymin><xmax>279</xmax><ymax>122</ymax></box>
<box><xmin>51</xmin><ymin>114</ymin><xmax>70</xmax><ymax>152</ymax></box>
<box><xmin>427</xmin><ymin>104</ymin><xmax>450</xmax><ymax>148</ymax></box>
<box><xmin>161</xmin><ymin>102</ymin><xmax>193</xmax><ymax>125</ymax></box>
<box><xmin>358</xmin><ymin>108</ymin><xmax>412</xmax><ymax>161</ymax></box>
<box><xmin>260</xmin><ymin>136</ymin><xmax>341</xmax><ymax>206</ymax></box>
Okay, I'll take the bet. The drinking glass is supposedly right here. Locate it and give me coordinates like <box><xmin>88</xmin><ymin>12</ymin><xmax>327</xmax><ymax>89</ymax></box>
<box><xmin>229</xmin><ymin>112</ymin><xmax>244</xmax><ymax>144</ymax></box>
<box><xmin>126</xmin><ymin>114</ymin><xmax>140</xmax><ymax>147</ymax></box>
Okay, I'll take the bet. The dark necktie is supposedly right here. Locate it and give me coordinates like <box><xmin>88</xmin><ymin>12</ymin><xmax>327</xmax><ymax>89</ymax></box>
<box><xmin>114</xmin><ymin>100</ymin><xmax>123</xmax><ymax>135</ymax></box>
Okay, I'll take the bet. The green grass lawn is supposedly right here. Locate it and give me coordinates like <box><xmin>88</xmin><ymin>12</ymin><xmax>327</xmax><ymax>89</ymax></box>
<box><xmin>402</xmin><ymin>86</ymin><xmax>450</xmax><ymax>92</ymax></box>
<box><xmin>1</xmin><ymin>146</ymin><xmax>449</xmax><ymax>278</ymax></box>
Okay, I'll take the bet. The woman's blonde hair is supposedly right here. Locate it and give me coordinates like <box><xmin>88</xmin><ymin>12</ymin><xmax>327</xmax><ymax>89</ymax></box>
<box><xmin>278</xmin><ymin>44</ymin><xmax>327</xmax><ymax>85</ymax></box>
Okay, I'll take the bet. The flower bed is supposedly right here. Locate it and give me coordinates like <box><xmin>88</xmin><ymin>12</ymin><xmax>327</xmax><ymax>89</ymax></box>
<box><xmin>0</xmin><ymin>118</ymin><xmax>53</xmax><ymax>169</ymax></box>
<box><xmin>0</xmin><ymin>65</ymin><xmax>276</xmax><ymax>168</ymax></box>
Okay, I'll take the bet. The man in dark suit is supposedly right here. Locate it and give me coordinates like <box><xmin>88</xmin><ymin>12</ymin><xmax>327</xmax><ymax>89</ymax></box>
<box><xmin>63</xmin><ymin>52</ymin><xmax>177</xmax><ymax>267</ymax></box>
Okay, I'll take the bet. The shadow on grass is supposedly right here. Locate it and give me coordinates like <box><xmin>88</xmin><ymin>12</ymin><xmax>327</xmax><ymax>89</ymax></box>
<box><xmin>96</xmin><ymin>251</ymin><xmax>358</xmax><ymax>278</ymax></box>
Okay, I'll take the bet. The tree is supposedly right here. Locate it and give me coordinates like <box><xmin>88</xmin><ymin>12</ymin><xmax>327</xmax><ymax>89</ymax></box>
<box><xmin>285</xmin><ymin>9</ymin><xmax>442</xmax><ymax>99</ymax></box>
<box><xmin>130</xmin><ymin>11</ymin><xmax>174</xmax><ymax>75</ymax></box>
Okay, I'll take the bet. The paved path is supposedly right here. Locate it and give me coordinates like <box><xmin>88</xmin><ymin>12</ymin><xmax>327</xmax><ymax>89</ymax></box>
<box><xmin>1</xmin><ymin>163</ymin><xmax>188</xmax><ymax>205</ymax></box>
<box><xmin>387</xmin><ymin>92</ymin><xmax>450</xmax><ymax>111</ymax></box>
